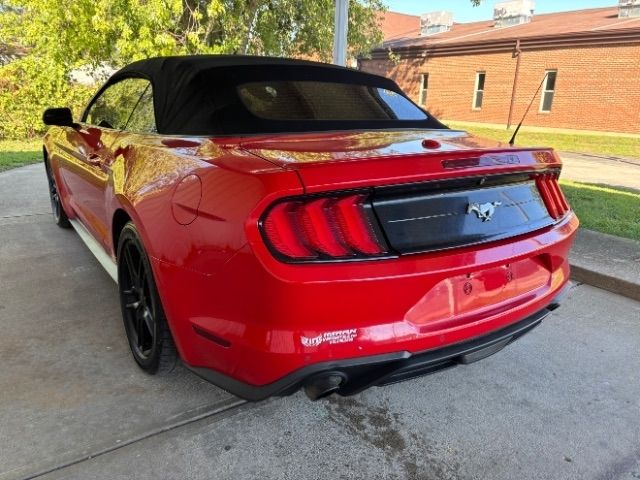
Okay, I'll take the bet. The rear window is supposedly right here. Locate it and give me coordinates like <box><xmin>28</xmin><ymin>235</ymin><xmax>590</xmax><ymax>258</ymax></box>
<box><xmin>237</xmin><ymin>81</ymin><xmax>427</xmax><ymax>122</ymax></box>
<box><xmin>111</xmin><ymin>61</ymin><xmax>447</xmax><ymax>135</ymax></box>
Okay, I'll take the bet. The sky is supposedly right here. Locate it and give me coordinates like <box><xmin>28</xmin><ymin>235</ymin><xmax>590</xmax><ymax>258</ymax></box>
<box><xmin>382</xmin><ymin>0</ymin><xmax>617</xmax><ymax>23</ymax></box>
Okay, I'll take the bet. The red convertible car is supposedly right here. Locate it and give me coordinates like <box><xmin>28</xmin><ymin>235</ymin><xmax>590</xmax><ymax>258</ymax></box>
<box><xmin>42</xmin><ymin>56</ymin><xmax>577</xmax><ymax>400</ymax></box>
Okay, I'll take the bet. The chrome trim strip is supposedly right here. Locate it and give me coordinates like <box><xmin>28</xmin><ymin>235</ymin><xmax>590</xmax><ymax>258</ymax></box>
<box><xmin>69</xmin><ymin>219</ymin><xmax>118</xmax><ymax>283</ymax></box>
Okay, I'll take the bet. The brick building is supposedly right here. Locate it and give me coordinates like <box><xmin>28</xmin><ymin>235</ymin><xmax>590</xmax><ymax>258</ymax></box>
<box><xmin>360</xmin><ymin>4</ymin><xmax>640</xmax><ymax>134</ymax></box>
<box><xmin>376</xmin><ymin>11</ymin><xmax>421</xmax><ymax>43</ymax></box>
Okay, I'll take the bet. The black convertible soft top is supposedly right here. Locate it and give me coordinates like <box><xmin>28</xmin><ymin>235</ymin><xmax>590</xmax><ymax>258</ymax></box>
<box><xmin>100</xmin><ymin>55</ymin><xmax>446</xmax><ymax>135</ymax></box>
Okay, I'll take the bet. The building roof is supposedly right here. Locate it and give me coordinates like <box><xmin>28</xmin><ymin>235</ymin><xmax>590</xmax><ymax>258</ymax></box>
<box><xmin>377</xmin><ymin>6</ymin><xmax>640</xmax><ymax>54</ymax></box>
<box><xmin>377</xmin><ymin>11</ymin><xmax>421</xmax><ymax>42</ymax></box>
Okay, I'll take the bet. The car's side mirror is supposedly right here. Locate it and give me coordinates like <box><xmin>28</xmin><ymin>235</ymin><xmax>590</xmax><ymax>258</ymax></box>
<box><xmin>43</xmin><ymin>107</ymin><xmax>78</xmax><ymax>128</ymax></box>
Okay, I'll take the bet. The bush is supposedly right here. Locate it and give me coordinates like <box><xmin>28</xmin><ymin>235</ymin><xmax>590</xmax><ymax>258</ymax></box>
<box><xmin>0</xmin><ymin>57</ymin><xmax>94</xmax><ymax>139</ymax></box>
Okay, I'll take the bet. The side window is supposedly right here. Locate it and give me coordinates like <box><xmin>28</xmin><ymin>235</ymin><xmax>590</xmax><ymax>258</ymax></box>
<box><xmin>85</xmin><ymin>78</ymin><xmax>150</xmax><ymax>130</ymax></box>
<box><xmin>419</xmin><ymin>73</ymin><xmax>429</xmax><ymax>106</ymax></box>
<box><xmin>473</xmin><ymin>72</ymin><xmax>485</xmax><ymax>110</ymax></box>
<box><xmin>126</xmin><ymin>85</ymin><xmax>157</xmax><ymax>134</ymax></box>
<box><xmin>540</xmin><ymin>70</ymin><xmax>557</xmax><ymax>113</ymax></box>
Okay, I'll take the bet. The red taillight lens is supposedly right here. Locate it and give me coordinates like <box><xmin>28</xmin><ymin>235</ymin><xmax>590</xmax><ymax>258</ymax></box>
<box><xmin>536</xmin><ymin>174</ymin><xmax>559</xmax><ymax>219</ymax></box>
<box><xmin>333</xmin><ymin>195</ymin><xmax>386</xmax><ymax>255</ymax></box>
<box><xmin>549</xmin><ymin>177</ymin><xmax>570</xmax><ymax>212</ymax></box>
<box><xmin>262</xmin><ymin>202</ymin><xmax>316</xmax><ymax>259</ymax></box>
<box><xmin>261</xmin><ymin>194</ymin><xmax>389</xmax><ymax>262</ymax></box>
<box><xmin>299</xmin><ymin>198</ymin><xmax>352</xmax><ymax>257</ymax></box>
<box><xmin>535</xmin><ymin>172</ymin><xmax>570</xmax><ymax>219</ymax></box>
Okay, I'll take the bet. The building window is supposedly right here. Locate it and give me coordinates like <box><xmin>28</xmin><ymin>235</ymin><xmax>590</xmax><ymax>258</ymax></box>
<box><xmin>473</xmin><ymin>72</ymin><xmax>485</xmax><ymax>109</ymax></box>
<box><xmin>419</xmin><ymin>73</ymin><xmax>429</xmax><ymax>106</ymax></box>
<box><xmin>540</xmin><ymin>70</ymin><xmax>557</xmax><ymax>112</ymax></box>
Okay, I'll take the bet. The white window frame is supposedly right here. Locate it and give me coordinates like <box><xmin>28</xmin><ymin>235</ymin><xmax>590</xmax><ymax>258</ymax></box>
<box><xmin>473</xmin><ymin>71</ymin><xmax>485</xmax><ymax>110</ymax></box>
<box><xmin>418</xmin><ymin>73</ymin><xmax>429</xmax><ymax>106</ymax></box>
<box><xmin>539</xmin><ymin>70</ymin><xmax>557</xmax><ymax>113</ymax></box>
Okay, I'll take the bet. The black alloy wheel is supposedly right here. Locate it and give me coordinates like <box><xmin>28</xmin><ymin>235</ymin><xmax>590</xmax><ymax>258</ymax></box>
<box><xmin>44</xmin><ymin>160</ymin><xmax>71</xmax><ymax>228</ymax></box>
<box><xmin>117</xmin><ymin>222</ymin><xmax>177</xmax><ymax>374</ymax></box>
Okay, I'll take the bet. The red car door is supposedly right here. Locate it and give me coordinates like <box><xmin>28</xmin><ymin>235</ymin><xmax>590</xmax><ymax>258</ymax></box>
<box><xmin>57</xmin><ymin>78</ymin><xmax>152</xmax><ymax>248</ymax></box>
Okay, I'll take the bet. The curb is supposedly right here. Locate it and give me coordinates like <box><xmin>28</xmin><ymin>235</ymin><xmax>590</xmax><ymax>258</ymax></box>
<box><xmin>568</xmin><ymin>229</ymin><xmax>640</xmax><ymax>303</ymax></box>
<box><xmin>570</xmin><ymin>265</ymin><xmax>640</xmax><ymax>303</ymax></box>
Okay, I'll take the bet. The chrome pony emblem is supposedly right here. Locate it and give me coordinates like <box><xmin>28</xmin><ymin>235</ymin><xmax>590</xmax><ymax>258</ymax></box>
<box><xmin>467</xmin><ymin>201</ymin><xmax>502</xmax><ymax>222</ymax></box>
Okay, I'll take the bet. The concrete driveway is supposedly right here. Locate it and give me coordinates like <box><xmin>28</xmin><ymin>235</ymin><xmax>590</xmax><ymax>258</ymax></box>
<box><xmin>560</xmin><ymin>152</ymin><xmax>640</xmax><ymax>190</ymax></box>
<box><xmin>1</xmin><ymin>164</ymin><xmax>640</xmax><ymax>480</ymax></box>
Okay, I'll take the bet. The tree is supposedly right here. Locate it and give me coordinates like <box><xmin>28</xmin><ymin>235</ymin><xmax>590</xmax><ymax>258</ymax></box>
<box><xmin>0</xmin><ymin>0</ymin><xmax>386</xmax><ymax>69</ymax></box>
<box><xmin>0</xmin><ymin>0</ymin><xmax>481</xmax><ymax>138</ymax></box>
<box><xmin>0</xmin><ymin>0</ymin><xmax>389</xmax><ymax>138</ymax></box>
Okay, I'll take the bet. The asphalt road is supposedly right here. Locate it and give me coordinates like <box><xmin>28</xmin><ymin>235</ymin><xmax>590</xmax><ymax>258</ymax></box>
<box><xmin>1</xmin><ymin>164</ymin><xmax>640</xmax><ymax>480</ymax></box>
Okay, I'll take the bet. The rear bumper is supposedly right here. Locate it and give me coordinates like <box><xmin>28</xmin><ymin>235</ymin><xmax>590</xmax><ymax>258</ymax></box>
<box><xmin>152</xmin><ymin>212</ymin><xmax>578</xmax><ymax>396</ymax></box>
<box><xmin>189</xmin><ymin>294</ymin><xmax>563</xmax><ymax>401</ymax></box>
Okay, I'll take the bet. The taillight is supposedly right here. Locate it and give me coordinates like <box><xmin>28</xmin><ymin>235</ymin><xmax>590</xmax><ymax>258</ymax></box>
<box><xmin>333</xmin><ymin>195</ymin><xmax>386</xmax><ymax>255</ymax></box>
<box><xmin>261</xmin><ymin>194</ymin><xmax>389</xmax><ymax>262</ymax></box>
<box><xmin>263</xmin><ymin>203</ymin><xmax>316</xmax><ymax>259</ymax></box>
<box><xmin>535</xmin><ymin>172</ymin><xmax>570</xmax><ymax>219</ymax></box>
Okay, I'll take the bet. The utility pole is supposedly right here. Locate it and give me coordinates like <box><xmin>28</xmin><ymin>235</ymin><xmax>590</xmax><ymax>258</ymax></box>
<box><xmin>507</xmin><ymin>39</ymin><xmax>522</xmax><ymax>129</ymax></box>
<box><xmin>333</xmin><ymin>0</ymin><xmax>349</xmax><ymax>66</ymax></box>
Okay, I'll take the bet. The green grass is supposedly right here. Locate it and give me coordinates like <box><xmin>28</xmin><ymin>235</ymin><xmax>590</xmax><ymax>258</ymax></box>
<box><xmin>447</xmin><ymin>122</ymin><xmax>640</xmax><ymax>159</ymax></box>
<box><xmin>560</xmin><ymin>180</ymin><xmax>640</xmax><ymax>241</ymax></box>
<box><xmin>0</xmin><ymin>139</ymin><xmax>42</xmax><ymax>172</ymax></box>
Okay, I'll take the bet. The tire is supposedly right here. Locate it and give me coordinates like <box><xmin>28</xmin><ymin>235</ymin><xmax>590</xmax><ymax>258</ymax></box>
<box><xmin>44</xmin><ymin>159</ymin><xmax>71</xmax><ymax>228</ymax></box>
<box><xmin>117</xmin><ymin>222</ymin><xmax>177</xmax><ymax>374</ymax></box>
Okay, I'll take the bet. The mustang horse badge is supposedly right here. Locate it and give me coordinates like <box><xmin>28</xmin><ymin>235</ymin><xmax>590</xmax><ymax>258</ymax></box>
<box><xmin>467</xmin><ymin>201</ymin><xmax>502</xmax><ymax>222</ymax></box>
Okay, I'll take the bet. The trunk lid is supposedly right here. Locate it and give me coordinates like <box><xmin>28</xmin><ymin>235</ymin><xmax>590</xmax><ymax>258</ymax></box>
<box><xmin>239</xmin><ymin>129</ymin><xmax>560</xmax><ymax>192</ymax></box>
<box><xmin>239</xmin><ymin>129</ymin><xmax>568</xmax><ymax>258</ymax></box>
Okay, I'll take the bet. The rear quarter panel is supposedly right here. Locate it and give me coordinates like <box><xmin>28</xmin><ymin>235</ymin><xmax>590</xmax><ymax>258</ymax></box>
<box><xmin>106</xmin><ymin>134</ymin><xmax>303</xmax><ymax>274</ymax></box>
<box><xmin>105</xmin><ymin>134</ymin><xmax>303</xmax><ymax>362</ymax></box>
